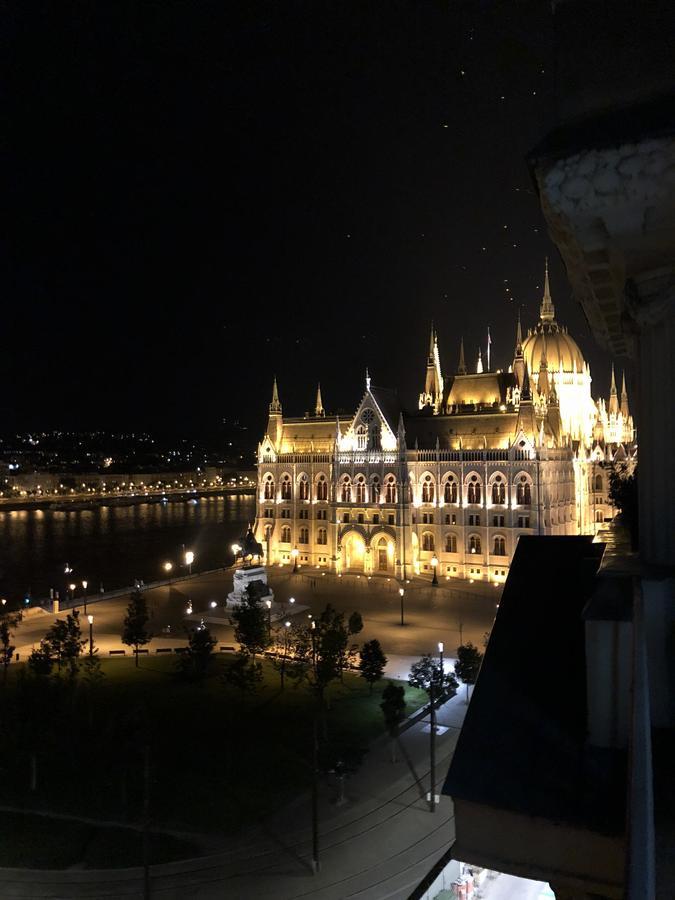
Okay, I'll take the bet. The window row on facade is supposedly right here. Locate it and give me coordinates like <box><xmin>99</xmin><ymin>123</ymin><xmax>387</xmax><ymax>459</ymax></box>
<box><xmin>261</xmin><ymin>471</ymin><xmax>534</xmax><ymax>505</ymax></box>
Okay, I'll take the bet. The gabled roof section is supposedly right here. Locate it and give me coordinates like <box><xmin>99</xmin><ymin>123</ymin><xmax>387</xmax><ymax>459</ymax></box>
<box><xmin>368</xmin><ymin>385</ymin><xmax>402</xmax><ymax>434</ymax></box>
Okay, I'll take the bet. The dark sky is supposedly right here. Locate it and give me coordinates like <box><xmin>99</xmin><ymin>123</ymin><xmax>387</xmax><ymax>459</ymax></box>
<box><xmin>7</xmin><ymin>1</ymin><xmax>614</xmax><ymax>440</ymax></box>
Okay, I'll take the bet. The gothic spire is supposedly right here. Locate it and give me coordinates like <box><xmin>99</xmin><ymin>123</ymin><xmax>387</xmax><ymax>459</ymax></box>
<box><xmin>515</xmin><ymin>310</ymin><xmax>523</xmax><ymax>356</ymax></box>
<box><xmin>539</xmin><ymin>257</ymin><xmax>556</xmax><ymax>322</ymax></box>
<box><xmin>428</xmin><ymin>321</ymin><xmax>436</xmax><ymax>358</ymax></box>
<box><xmin>457</xmin><ymin>336</ymin><xmax>467</xmax><ymax>375</ymax></box>
<box><xmin>521</xmin><ymin>361</ymin><xmax>532</xmax><ymax>402</ymax></box>
<box><xmin>620</xmin><ymin>371</ymin><xmax>630</xmax><ymax>418</ymax></box>
<box><xmin>609</xmin><ymin>363</ymin><xmax>619</xmax><ymax>415</ymax></box>
<box><xmin>315</xmin><ymin>383</ymin><xmax>325</xmax><ymax>417</ymax></box>
<box><xmin>269</xmin><ymin>376</ymin><xmax>282</xmax><ymax>414</ymax></box>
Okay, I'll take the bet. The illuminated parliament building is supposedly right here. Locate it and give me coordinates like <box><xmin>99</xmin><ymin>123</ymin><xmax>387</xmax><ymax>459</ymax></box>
<box><xmin>255</xmin><ymin>264</ymin><xmax>636</xmax><ymax>582</ymax></box>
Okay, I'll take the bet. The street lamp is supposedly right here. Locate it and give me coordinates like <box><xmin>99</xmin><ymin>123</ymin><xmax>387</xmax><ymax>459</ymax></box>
<box><xmin>163</xmin><ymin>561</ymin><xmax>173</xmax><ymax>573</ymax></box>
<box><xmin>231</xmin><ymin>543</ymin><xmax>241</xmax><ymax>565</ymax></box>
<box><xmin>289</xmin><ymin>597</ymin><xmax>295</xmax><ymax>612</ymax></box>
<box><xmin>399</xmin><ymin>587</ymin><xmax>405</xmax><ymax>627</ymax></box>
<box><xmin>184</xmin><ymin>550</ymin><xmax>194</xmax><ymax>575</ymax></box>
<box><xmin>265</xmin><ymin>598</ymin><xmax>272</xmax><ymax>637</ymax></box>
<box><xmin>69</xmin><ymin>583</ymin><xmax>76</xmax><ymax>604</ymax></box>
<box><xmin>291</xmin><ymin>547</ymin><xmax>299</xmax><ymax>573</ymax></box>
<box><xmin>438</xmin><ymin>641</ymin><xmax>444</xmax><ymax>679</ymax></box>
<box><xmin>88</xmin><ymin>615</ymin><xmax>94</xmax><ymax>656</ymax></box>
<box><xmin>431</xmin><ymin>555</ymin><xmax>439</xmax><ymax>586</ymax></box>
<box><xmin>82</xmin><ymin>580</ymin><xmax>88</xmax><ymax>615</ymax></box>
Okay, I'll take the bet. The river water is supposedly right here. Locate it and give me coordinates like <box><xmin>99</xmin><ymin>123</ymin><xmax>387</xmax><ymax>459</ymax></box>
<box><xmin>0</xmin><ymin>493</ymin><xmax>256</xmax><ymax>604</ymax></box>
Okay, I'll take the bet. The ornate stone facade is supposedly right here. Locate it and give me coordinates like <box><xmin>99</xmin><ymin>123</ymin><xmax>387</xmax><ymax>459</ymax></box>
<box><xmin>255</xmin><ymin>266</ymin><xmax>636</xmax><ymax>582</ymax></box>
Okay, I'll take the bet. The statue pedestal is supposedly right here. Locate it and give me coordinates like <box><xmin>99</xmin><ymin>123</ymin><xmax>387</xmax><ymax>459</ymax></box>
<box><xmin>227</xmin><ymin>565</ymin><xmax>274</xmax><ymax>606</ymax></box>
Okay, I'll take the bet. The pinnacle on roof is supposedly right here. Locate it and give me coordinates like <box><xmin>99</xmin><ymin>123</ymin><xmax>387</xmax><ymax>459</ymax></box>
<box><xmin>428</xmin><ymin>321</ymin><xmax>436</xmax><ymax>359</ymax></box>
<box><xmin>515</xmin><ymin>309</ymin><xmax>523</xmax><ymax>357</ymax></box>
<box><xmin>539</xmin><ymin>257</ymin><xmax>556</xmax><ymax>322</ymax></box>
<box><xmin>315</xmin><ymin>383</ymin><xmax>324</xmax><ymax>417</ymax></box>
<box><xmin>457</xmin><ymin>336</ymin><xmax>467</xmax><ymax>375</ymax></box>
<box><xmin>610</xmin><ymin>363</ymin><xmax>617</xmax><ymax>395</ymax></box>
<box><xmin>269</xmin><ymin>376</ymin><xmax>282</xmax><ymax>414</ymax></box>
<box><xmin>521</xmin><ymin>361</ymin><xmax>532</xmax><ymax>401</ymax></box>
<box><xmin>476</xmin><ymin>347</ymin><xmax>484</xmax><ymax>374</ymax></box>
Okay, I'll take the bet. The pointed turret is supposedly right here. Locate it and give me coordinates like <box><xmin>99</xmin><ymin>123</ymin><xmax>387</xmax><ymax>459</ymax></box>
<box><xmin>269</xmin><ymin>376</ymin><xmax>282</xmax><ymax>414</ymax></box>
<box><xmin>513</xmin><ymin>311</ymin><xmax>525</xmax><ymax>387</ymax></box>
<box><xmin>608</xmin><ymin>363</ymin><xmax>619</xmax><ymax>415</ymax></box>
<box><xmin>315</xmin><ymin>383</ymin><xmax>325</xmax><ymax>417</ymax></box>
<box><xmin>476</xmin><ymin>347</ymin><xmax>484</xmax><ymax>374</ymax></box>
<box><xmin>267</xmin><ymin>376</ymin><xmax>283</xmax><ymax>449</ymax></box>
<box><xmin>539</xmin><ymin>257</ymin><xmax>556</xmax><ymax>322</ymax></box>
<box><xmin>419</xmin><ymin>323</ymin><xmax>444</xmax><ymax>412</ymax></box>
<box><xmin>457</xmin><ymin>336</ymin><xmax>467</xmax><ymax>375</ymax></box>
<box><xmin>521</xmin><ymin>362</ymin><xmax>532</xmax><ymax>402</ymax></box>
<box><xmin>620</xmin><ymin>371</ymin><xmax>630</xmax><ymax>418</ymax></box>
<box><xmin>365</xmin><ymin>367</ymin><xmax>371</xmax><ymax>391</ymax></box>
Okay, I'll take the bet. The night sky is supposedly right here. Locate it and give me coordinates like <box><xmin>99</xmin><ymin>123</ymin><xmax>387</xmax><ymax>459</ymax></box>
<box><xmin>8</xmin><ymin>2</ymin><xmax>614</xmax><ymax>440</ymax></box>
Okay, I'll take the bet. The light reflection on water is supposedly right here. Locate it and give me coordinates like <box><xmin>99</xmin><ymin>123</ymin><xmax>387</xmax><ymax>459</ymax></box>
<box><xmin>0</xmin><ymin>494</ymin><xmax>255</xmax><ymax>602</ymax></box>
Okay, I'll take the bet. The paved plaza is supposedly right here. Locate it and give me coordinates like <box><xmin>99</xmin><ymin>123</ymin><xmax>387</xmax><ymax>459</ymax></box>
<box><xmin>13</xmin><ymin>567</ymin><xmax>502</xmax><ymax>668</ymax></box>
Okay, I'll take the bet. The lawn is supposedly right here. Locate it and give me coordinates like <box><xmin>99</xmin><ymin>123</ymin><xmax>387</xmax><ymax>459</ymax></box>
<box><xmin>0</xmin><ymin>654</ymin><xmax>426</xmax><ymax>866</ymax></box>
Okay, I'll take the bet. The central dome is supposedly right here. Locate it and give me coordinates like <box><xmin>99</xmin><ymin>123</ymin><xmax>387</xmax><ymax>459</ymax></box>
<box><xmin>522</xmin><ymin>322</ymin><xmax>586</xmax><ymax>374</ymax></box>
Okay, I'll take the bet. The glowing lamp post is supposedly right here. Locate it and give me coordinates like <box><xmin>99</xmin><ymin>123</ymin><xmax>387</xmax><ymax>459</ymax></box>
<box><xmin>82</xmin><ymin>580</ymin><xmax>88</xmax><ymax>614</ymax></box>
<box><xmin>291</xmin><ymin>547</ymin><xmax>299</xmax><ymax>574</ymax></box>
<box><xmin>431</xmin><ymin>555</ymin><xmax>439</xmax><ymax>586</ymax></box>
<box><xmin>399</xmin><ymin>587</ymin><xmax>405</xmax><ymax>627</ymax></box>
<box><xmin>231</xmin><ymin>543</ymin><xmax>241</xmax><ymax>565</ymax></box>
<box><xmin>265</xmin><ymin>598</ymin><xmax>272</xmax><ymax>637</ymax></box>
<box><xmin>69</xmin><ymin>583</ymin><xmax>76</xmax><ymax>604</ymax></box>
<box><xmin>88</xmin><ymin>614</ymin><xmax>94</xmax><ymax>656</ymax></box>
<box><xmin>184</xmin><ymin>550</ymin><xmax>194</xmax><ymax>575</ymax></box>
<box><xmin>438</xmin><ymin>641</ymin><xmax>444</xmax><ymax>678</ymax></box>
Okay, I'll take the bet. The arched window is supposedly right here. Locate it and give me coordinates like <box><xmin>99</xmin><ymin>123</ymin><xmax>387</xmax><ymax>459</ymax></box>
<box><xmin>281</xmin><ymin>526</ymin><xmax>291</xmax><ymax>543</ymax></box>
<box><xmin>421</xmin><ymin>475</ymin><xmax>435</xmax><ymax>503</ymax></box>
<box><xmin>491</xmin><ymin>475</ymin><xmax>505</xmax><ymax>505</ymax></box>
<box><xmin>317</xmin><ymin>527</ymin><xmax>327</xmax><ymax>545</ymax></box>
<box><xmin>316</xmin><ymin>476</ymin><xmax>328</xmax><ymax>501</ymax></box>
<box><xmin>298</xmin><ymin>476</ymin><xmax>309</xmax><ymax>500</ymax></box>
<box><xmin>355</xmin><ymin>424</ymin><xmax>367</xmax><ymax>451</ymax></box>
<box><xmin>264</xmin><ymin>524</ymin><xmax>273</xmax><ymax>540</ymax></box>
<box><xmin>281</xmin><ymin>475</ymin><xmax>292</xmax><ymax>500</ymax></box>
<box><xmin>469</xmin><ymin>534</ymin><xmax>482</xmax><ymax>554</ymax></box>
<box><xmin>371</xmin><ymin>477</ymin><xmax>381</xmax><ymax>504</ymax></box>
<box><xmin>594</xmin><ymin>474</ymin><xmax>603</xmax><ymax>492</ymax></box>
<box><xmin>493</xmin><ymin>535</ymin><xmax>506</xmax><ymax>556</ymax></box>
<box><xmin>422</xmin><ymin>532</ymin><xmax>435</xmax><ymax>552</ymax></box>
<box><xmin>355</xmin><ymin>476</ymin><xmax>366</xmax><ymax>504</ymax></box>
<box><xmin>340</xmin><ymin>477</ymin><xmax>352</xmax><ymax>503</ymax></box>
<box><xmin>385</xmin><ymin>476</ymin><xmax>397</xmax><ymax>504</ymax></box>
<box><xmin>595</xmin><ymin>510</ymin><xmax>603</xmax><ymax>523</ymax></box>
<box><xmin>444</xmin><ymin>479</ymin><xmax>458</xmax><ymax>504</ymax></box>
<box><xmin>445</xmin><ymin>533</ymin><xmax>457</xmax><ymax>553</ymax></box>
<box><xmin>263</xmin><ymin>475</ymin><xmax>275</xmax><ymax>500</ymax></box>
<box><xmin>467</xmin><ymin>475</ymin><xmax>482</xmax><ymax>505</ymax></box>
<box><xmin>299</xmin><ymin>527</ymin><xmax>309</xmax><ymax>544</ymax></box>
<box><xmin>516</xmin><ymin>476</ymin><xmax>531</xmax><ymax>505</ymax></box>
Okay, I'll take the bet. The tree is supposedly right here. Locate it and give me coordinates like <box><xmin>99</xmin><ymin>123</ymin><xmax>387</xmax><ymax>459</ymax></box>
<box><xmin>0</xmin><ymin>611</ymin><xmax>22</xmax><ymax>684</ymax></box>
<box><xmin>380</xmin><ymin>682</ymin><xmax>406</xmax><ymax>762</ymax></box>
<box><xmin>122</xmin><ymin>589</ymin><xmax>151</xmax><ymax>666</ymax></box>
<box><xmin>358</xmin><ymin>639</ymin><xmax>388</xmax><ymax>694</ymax></box>
<box><xmin>454</xmin><ymin>642</ymin><xmax>484</xmax><ymax>703</ymax></box>
<box><xmin>81</xmin><ymin>654</ymin><xmax>105</xmax><ymax>726</ymax></box>
<box><xmin>409</xmin><ymin>654</ymin><xmax>458</xmax><ymax>702</ymax></box>
<box><xmin>348</xmin><ymin>611</ymin><xmax>364</xmax><ymax>637</ymax></box>
<box><xmin>221</xmin><ymin>651</ymin><xmax>263</xmax><ymax>697</ymax></box>
<box><xmin>27</xmin><ymin>643</ymin><xmax>54</xmax><ymax>676</ymax></box>
<box><xmin>44</xmin><ymin>610</ymin><xmax>86</xmax><ymax>675</ymax></box>
<box><xmin>231</xmin><ymin>583</ymin><xmax>270</xmax><ymax>661</ymax></box>
<box><xmin>178</xmin><ymin>626</ymin><xmax>217</xmax><ymax>680</ymax></box>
